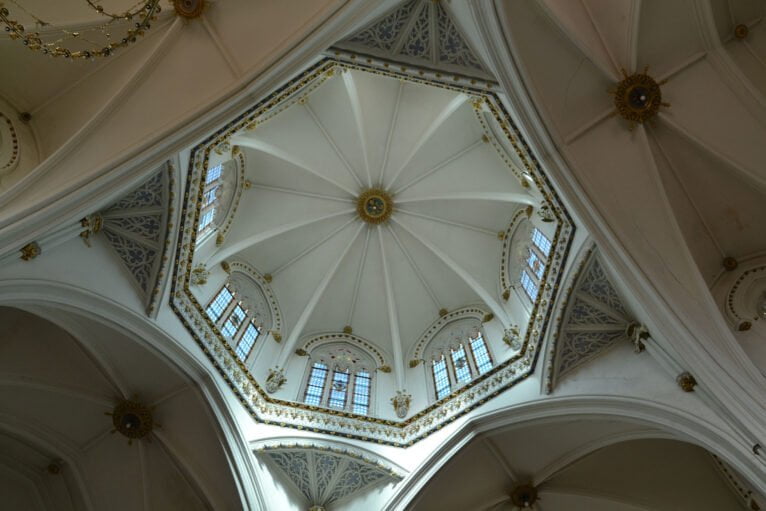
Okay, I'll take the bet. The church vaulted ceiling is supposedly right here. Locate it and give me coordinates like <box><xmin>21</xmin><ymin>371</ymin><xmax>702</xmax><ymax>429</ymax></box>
<box><xmin>170</xmin><ymin>54</ymin><xmax>574</xmax><ymax>445</ymax></box>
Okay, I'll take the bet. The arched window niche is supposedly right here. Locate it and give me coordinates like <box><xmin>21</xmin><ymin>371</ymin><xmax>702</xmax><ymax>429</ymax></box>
<box><xmin>196</xmin><ymin>154</ymin><xmax>243</xmax><ymax>247</ymax></box>
<box><xmin>412</xmin><ymin>310</ymin><xmax>496</xmax><ymax>403</ymax></box>
<box><xmin>298</xmin><ymin>341</ymin><xmax>379</xmax><ymax>416</ymax></box>
<box><xmin>201</xmin><ymin>262</ymin><xmax>281</xmax><ymax>364</ymax></box>
<box><xmin>501</xmin><ymin>211</ymin><xmax>555</xmax><ymax>317</ymax></box>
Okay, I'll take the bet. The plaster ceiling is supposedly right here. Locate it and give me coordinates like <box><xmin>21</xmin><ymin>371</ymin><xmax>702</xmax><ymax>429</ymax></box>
<box><xmin>489</xmin><ymin>0</ymin><xmax>766</xmax><ymax>386</ymax></box>
<box><xmin>0</xmin><ymin>305</ymin><xmax>243</xmax><ymax>511</ymax></box>
<box><xmin>410</xmin><ymin>419</ymin><xmax>753</xmax><ymax>511</ymax></box>
<box><xmin>209</xmin><ymin>65</ymin><xmax>534</xmax><ymax>374</ymax></box>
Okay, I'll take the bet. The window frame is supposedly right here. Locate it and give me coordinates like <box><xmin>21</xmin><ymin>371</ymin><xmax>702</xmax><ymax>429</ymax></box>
<box><xmin>428</xmin><ymin>329</ymin><xmax>495</xmax><ymax>402</ymax></box>
<box><xmin>300</xmin><ymin>360</ymin><xmax>374</xmax><ymax>416</ymax></box>
<box><xmin>517</xmin><ymin>227</ymin><xmax>552</xmax><ymax>304</ymax></box>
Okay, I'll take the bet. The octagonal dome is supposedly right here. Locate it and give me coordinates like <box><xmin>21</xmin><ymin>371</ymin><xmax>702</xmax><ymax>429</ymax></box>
<box><xmin>172</xmin><ymin>58</ymin><xmax>573</xmax><ymax>445</ymax></box>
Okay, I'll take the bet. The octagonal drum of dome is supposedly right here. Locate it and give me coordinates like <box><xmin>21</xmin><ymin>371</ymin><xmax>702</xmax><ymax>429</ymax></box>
<box><xmin>171</xmin><ymin>58</ymin><xmax>574</xmax><ymax>445</ymax></box>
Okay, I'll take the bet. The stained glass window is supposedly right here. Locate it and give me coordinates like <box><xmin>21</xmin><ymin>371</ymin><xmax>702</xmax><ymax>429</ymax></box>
<box><xmin>328</xmin><ymin>370</ymin><xmax>350</xmax><ymax>409</ymax></box>
<box><xmin>451</xmin><ymin>345</ymin><xmax>472</xmax><ymax>383</ymax></box>
<box><xmin>222</xmin><ymin>304</ymin><xmax>245</xmax><ymax>338</ymax></box>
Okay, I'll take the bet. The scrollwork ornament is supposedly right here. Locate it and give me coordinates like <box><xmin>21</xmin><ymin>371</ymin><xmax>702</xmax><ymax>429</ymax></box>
<box><xmin>391</xmin><ymin>390</ymin><xmax>411</xmax><ymax>419</ymax></box>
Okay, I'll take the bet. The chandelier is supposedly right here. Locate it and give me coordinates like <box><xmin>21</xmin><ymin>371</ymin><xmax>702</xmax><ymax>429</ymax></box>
<box><xmin>0</xmin><ymin>0</ymin><xmax>162</xmax><ymax>59</ymax></box>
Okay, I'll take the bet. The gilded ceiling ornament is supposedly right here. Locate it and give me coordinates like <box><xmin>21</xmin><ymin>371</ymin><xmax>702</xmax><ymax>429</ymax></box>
<box><xmin>220</xmin><ymin>260</ymin><xmax>231</xmax><ymax>273</ymax></box>
<box><xmin>677</xmin><ymin>371</ymin><xmax>697</xmax><ymax>392</ymax></box>
<box><xmin>378</xmin><ymin>365</ymin><xmax>392</xmax><ymax>373</ymax></box>
<box><xmin>723</xmin><ymin>256</ymin><xmax>739</xmax><ymax>271</ymax></box>
<box><xmin>46</xmin><ymin>460</ymin><xmax>63</xmax><ymax>475</ymax></box>
<box><xmin>510</xmin><ymin>484</ymin><xmax>538</xmax><ymax>508</ymax></box>
<box><xmin>0</xmin><ymin>1</ymin><xmax>161</xmax><ymax>59</ymax></box>
<box><xmin>107</xmin><ymin>399</ymin><xmax>154</xmax><ymax>444</ymax></box>
<box><xmin>295</xmin><ymin>348</ymin><xmax>308</xmax><ymax>356</ymax></box>
<box><xmin>343</xmin><ymin>325</ymin><xmax>353</xmax><ymax>334</ymax></box>
<box><xmin>174</xmin><ymin>0</ymin><xmax>205</xmax><ymax>19</ymax></box>
<box><xmin>482</xmin><ymin>313</ymin><xmax>494</xmax><ymax>323</ymax></box>
<box><xmin>19</xmin><ymin>241</ymin><xmax>40</xmax><ymax>261</ymax></box>
<box><xmin>356</xmin><ymin>189</ymin><xmax>394</xmax><ymax>224</ymax></box>
<box><xmin>610</xmin><ymin>68</ymin><xmax>669</xmax><ymax>129</ymax></box>
<box><xmin>734</xmin><ymin>24</ymin><xmax>749</xmax><ymax>40</ymax></box>
<box><xmin>215</xmin><ymin>232</ymin><xmax>225</xmax><ymax>246</ymax></box>
<box><xmin>439</xmin><ymin>308</ymin><xmax>448</xmax><ymax>317</ymax></box>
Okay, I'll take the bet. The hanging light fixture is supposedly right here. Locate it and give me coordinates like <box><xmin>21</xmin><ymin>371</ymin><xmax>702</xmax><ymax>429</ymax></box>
<box><xmin>0</xmin><ymin>0</ymin><xmax>162</xmax><ymax>60</ymax></box>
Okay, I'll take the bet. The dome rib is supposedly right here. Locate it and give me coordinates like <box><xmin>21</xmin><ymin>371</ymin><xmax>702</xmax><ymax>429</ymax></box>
<box><xmin>209</xmin><ymin>209</ymin><xmax>355</xmax><ymax>267</ymax></box>
<box><xmin>391</xmin><ymin>216</ymin><xmax>510</xmax><ymax>326</ymax></box>
<box><xmin>276</xmin><ymin>223</ymin><xmax>366</xmax><ymax>368</ymax></box>
<box><xmin>230</xmin><ymin>136</ymin><xmax>358</xmax><ymax>196</ymax></box>
<box><xmin>341</xmin><ymin>71</ymin><xmax>374</xmax><ymax>187</ymax></box>
<box><xmin>385</xmin><ymin>94</ymin><xmax>468</xmax><ymax>190</ymax></box>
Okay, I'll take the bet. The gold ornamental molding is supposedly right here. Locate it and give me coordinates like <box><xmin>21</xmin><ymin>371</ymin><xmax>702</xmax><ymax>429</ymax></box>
<box><xmin>610</xmin><ymin>68</ymin><xmax>669</xmax><ymax>129</ymax></box>
<box><xmin>107</xmin><ymin>399</ymin><xmax>155</xmax><ymax>444</ymax></box>
<box><xmin>356</xmin><ymin>189</ymin><xmax>393</xmax><ymax>224</ymax></box>
<box><xmin>174</xmin><ymin>0</ymin><xmax>205</xmax><ymax>19</ymax></box>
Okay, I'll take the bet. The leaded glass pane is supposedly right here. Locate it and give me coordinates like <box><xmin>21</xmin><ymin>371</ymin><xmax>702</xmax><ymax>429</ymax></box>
<box><xmin>432</xmin><ymin>358</ymin><xmax>450</xmax><ymax>399</ymax></box>
<box><xmin>531</xmin><ymin>227</ymin><xmax>552</xmax><ymax>256</ymax></box>
<box><xmin>451</xmin><ymin>345</ymin><xmax>471</xmax><ymax>383</ymax></box>
<box><xmin>328</xmin><ymin>370</ymin><xmax>350</xmax><ymax>409</ymax></box>
<box><xmin>206</xmin><ymin>286</ymin><xmax>233</xmax><ymax>322</ymax></box>
<box><xmin>206</xmin><ymin>164</ymin><xmax>222</xmax><ymax>183</ymax></box>
<box><xmin>352</xmin><ymin>371</ymin><xmax>371</xmax><ymax>415</ymax></box>
<box><xmin>222</xmin><ymin>305</ymin><xmax>245</xmax><ymax>338</ymax></box>
<box><xmin>304</xmin><ymin>363</ymin><xmax>328</xmax><ymax>406</ymax></box>
<box><xmin>527</xmin><ymin>249</ymin><xmax>545</xmax><ymax>279</ymax></box>
<box><xmin>235</xmin><ymin>322</ymin><xmax>259</xmax><ymax>361</ymax></box>
<box><xmin>520</xmin><ymin>269</ymin><xmax>538</xmax><ymax>301</ymax></box>
<box><xmin>470</xmin><ymin>335</ymin><xmax>493</xmax><ymax>374</ymax></box>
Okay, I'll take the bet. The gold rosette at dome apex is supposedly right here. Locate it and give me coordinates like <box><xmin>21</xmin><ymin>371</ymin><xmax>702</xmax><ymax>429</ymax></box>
<box><xmin>356</xmin><ymin>189</ymin><xmax>394</xmax><ymax>224</ymax></box>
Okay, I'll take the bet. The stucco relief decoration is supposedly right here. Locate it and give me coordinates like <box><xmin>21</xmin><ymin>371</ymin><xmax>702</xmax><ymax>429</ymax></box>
<box><xmin>95</xmin><ymin>164</ymin><xmax>174</xmax><ymax>315</ymax></box>
<box><xmin>169</xmin><ymin>58</ymin><xmax>574</xmax><ymax>445</ymax></box>
<box><xmin>337</xmin><ymin>0</ymin><xmax>490</xmax><ymax>80</ymax></box>
<box><xmin>256</xmin><ymin>441</ymin><xmax>403</xmax><ymax>508</ymax></box>
<box><xmin>228</xmin><ymin>272</ymin><xmax>273</xmax><ymax>331</ymax></box>
<box><xmin>313</xmin><ymin>343</ymin><xmax>374</xmax><ymax>374</ymax></box>
<box><xmin>424</xmin><ymin>318</ymin><xmax>482</xmax><ymax>362</ymax></box>
<box><xmin>265</xmin><ymin>367</ymin><xmax>286</xmax><ymax>394</ymax></box>
<box><xmin>347</xmin><ymin>0</ymin><xmax>418</xmax><ymax>51</ymax></box>
<box><xmin>547</xmin><ymin>250</ymin><xmax>634</xmax><ymax>391</ymax></box>
<box><xmin>391</xmin><ymin>390</ymin><xmax>412</xmax><ymax>419</ymax></box>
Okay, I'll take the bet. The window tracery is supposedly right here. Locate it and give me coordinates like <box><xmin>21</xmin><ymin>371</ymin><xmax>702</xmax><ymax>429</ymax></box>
<box><xmin>205</xmin><ymin>280</ymin><xmax>267</xmax><ymax>362</ymax></box>
<box><xmin>301</xmin><ymin>344</ymin><xmax>375</xmax><ymax>415</ymax></box>
<box><xmin>518</xmin><ymin>227</ymin><xmax>552</xmax><ymax>302</ymax></box>
<box><xmin>197</xmin><ymin>160</ymin><xmax>239</xmax><ymax>241</ymax></box>
<box><xmin>424</xmin><ymin>318</ymin><xmax>494</xmax><ymax>401</ymax></box>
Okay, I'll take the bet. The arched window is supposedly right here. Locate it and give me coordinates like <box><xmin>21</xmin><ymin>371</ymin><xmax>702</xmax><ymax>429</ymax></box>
<box><xmin>197</xmin><ymin>160</ymin><xmax>239</xmax><ymax>241</ymax></box>
<box><xmin>519</xmin><ymin>227</ymin><xmax>552</xmax><ymax>301</ymax></box>
<box><xmin>199</xmin><ymin>164</ymin><xmax>222</xmax><ymax>234</ymax></box>
<box><xmin>425</xmin><ymin>319</ymin><xmax>494</xmax><ymax>401</ymax></box>
<box><xmin>301</xmin><ymin>344</ymin><xmax>374</xmax><ymax>415</ymax></box>
<box><xmin>205</xmin><ymin>282</ymin><xmax>264</xmax><ymax>362</ymax></box>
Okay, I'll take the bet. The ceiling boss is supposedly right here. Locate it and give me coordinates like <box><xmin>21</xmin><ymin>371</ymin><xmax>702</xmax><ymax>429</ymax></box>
<box><xmin>356</xmin><ymin>188</ymin><xmax>394</xmax><ymax>225</ymax></box>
